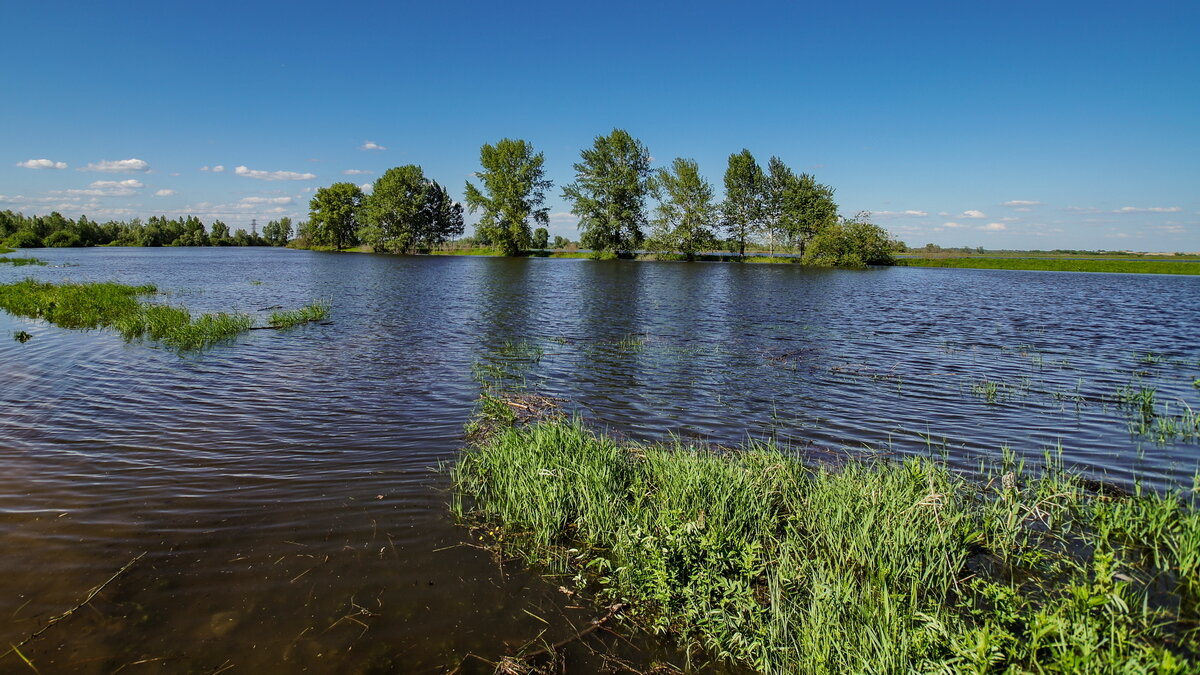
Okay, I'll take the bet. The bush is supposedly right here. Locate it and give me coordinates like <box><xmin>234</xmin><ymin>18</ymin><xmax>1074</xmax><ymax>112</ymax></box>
<box><xmin>803</xmin><ymin>217</ymin><xmax>895</xmax><ymax>267</ymax></box>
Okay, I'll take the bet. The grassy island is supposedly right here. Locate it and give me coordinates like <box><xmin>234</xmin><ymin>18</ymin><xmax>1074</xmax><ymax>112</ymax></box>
<box><xmin>453</xmin><ymin>418</ymin><xmax>1199</xmax><ymax>674</ymax></box>
<box><xmin>0</xmin><ymin>279</ymin><xmax>328</xmax><ymax>351</ymax></box>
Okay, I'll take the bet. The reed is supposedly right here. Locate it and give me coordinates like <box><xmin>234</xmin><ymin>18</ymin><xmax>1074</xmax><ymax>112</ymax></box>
<box><xmin>268</xmin><ymin>300</ymin><xmax>330</xmax><ymax>328</ymax></box>
<box><xmin>0</xmin><ymin>256</ymin><xmax>47</xmax><ymax>266</ymax></box>
<box><xmin>0</xmin><ymin>279</ymin><xmax>324</xmax><ymax>351</ymax></box>
<box><xmin>452</xmin><ymin>419</ymin><xmax>1199</xmax><ymax>674</ymax></box>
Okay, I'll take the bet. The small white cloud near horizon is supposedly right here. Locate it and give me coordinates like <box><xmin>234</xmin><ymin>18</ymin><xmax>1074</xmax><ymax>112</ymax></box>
<box><xmin>237</xmin><ymin>196</ymin><xmax>293</xmax><ymax>206</ymax></box>
<box><xmin>234</xmin><ymin>165</ymin><xmax>316</xmax><ymax>181</ymax></box>
<box><xmin>154</xmin><ymin>189</ymin><xmax>176</xmax><ymax>197</ymax></box>
<box><xmin>343</xmin><ymin>169</ymin><xmax>373</xmax><ymax>175</ymax></box>
<box><xmin>17</xmin><ymin>158</ymin><xmax>68</xmax><ymax>169</ymax></box>
<box><xmin>961</xmin><ymin>210</ymin><xmax>986</xmax><ymax>219</ymax></box>
<box><xmin>978</xmin><ymin>222</ymin><xmax>1007</xmax><ymax>231</ymax></box>
<box><xmin>943</xmin><ymin>221</ymin><xmax>966</xmax><ymax>229</ymax></box>
<box><xmin>1003</xmin><ymin>200</ymin><xmax>1041</xmax><ymax>207</ymax></box>
<box><xmin>1114</xmin><ymin>206</ymin><xmax>1182</xmax><ymax>214</ymax></box>
<box><xmin>360</xmin><ymin>141</ymin><xmax>387</xmax><ymax>151</ymax></box>
<box><xmin>200</xmin><ymin>165</ymin><xmax>226</xmax><ymax>173</ymax></box>
<box><xmin>65</xmin><ymin>179</ymin><xmax>145</xmax><ymax>197</ymax></box>
<box><xmin>83</xmin><ymin>158</ymin><xmax>150</xmax><ymax>173</ymax></box>
<box><xmin>873</xmin><ymin>209</ymin><xmax>928</xmax><ymax>217</ymax></box>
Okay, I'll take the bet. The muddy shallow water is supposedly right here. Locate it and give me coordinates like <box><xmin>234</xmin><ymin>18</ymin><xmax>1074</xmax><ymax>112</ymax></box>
<box><xmin>1</xmin><ymin>248</ymin><xmax>1197</xmax><ymax>672</ymax></box>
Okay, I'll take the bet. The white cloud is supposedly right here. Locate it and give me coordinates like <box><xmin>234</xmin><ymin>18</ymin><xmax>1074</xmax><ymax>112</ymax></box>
<box><xmin>155</xmin><ymin>189</ymin><xmax>176</xmax><ymax>197</ymax></box>
<box><xmin>64</xmin><ymin>179</ymin><xmax>145</xmax><ymax>197</ymax></box>
<box><xmin>16</xmin><ymin>158</ymin><xmax>68</xmax><ymax>169</ymax></box>
<box><xmin>82</xmin><ymin>158</ymin><xmax>150</xmax><ymax>173</ymax></box>
<box><xmin>359</xmin><ymin>183</ymin><xmax>373</xmax><ymax>193</ymax></box>
<box><xmin>237</xmin><ymin>196</ymin><xmax>293</xmax><ymax>206</ymax></box>
<box><xmin>1003</xmin><ymin>200</ymin><xmax>1041</xmax><ymax>207</ymax></box>
<box><xmin>943</xmin><ymin>221</ymin><xmax>966</xmax><ymax>229</ymax></box>
<box><xmin>872</xmin><ymin>209</ymin><xmax>928</xmax><ymax>217</ymax></box>
<box><xmin>1157</xmin><ymin>224</ymin><xmax>1186</xmax><ymax>234</ymax></box>
<box><xmin>978</xmin><ymin>222</ymin><xmax>1007</xmax><ymax>231</ymax></box>
<box><xmin>200</xmin><ymin>165</ymin><xmax>226</xmax><ymax>173</ymax></box>
<box><xmin>961</xmin><ymin>210</ymin><xmax>986</xmax><ymax>219</ymax></box>
<box><xmin>0</xmin><ymin>194</ymin><xmax>26</xmax><ymax>202</ymax></box>
<box><xmin>937</xmin><ymin>211</ymin><xmax>951</xmax><ymax>217</ymax></box>
<box><xmin>234</xmin><ymin>165</ymin><xmax>316</xmax><ymax>181</ymax></box>
<box><xmin>360</xmin><ymin>140</ymin><xmax>387</xmax><ymax>151</ymax></box>
<box><xmin>343</xmin><ymin>169</ymin><xmax>373</xmax><ymax>175</ymax></box>
<box><xmin>1066</xmin><ymin>206</ymin><xmax>1103</xmax><ymax>214</ymax></box>
<box><xmin>1113</xmin><ymin>206</ymin><xmax>1182</xmax><ymax>213</ymax></box>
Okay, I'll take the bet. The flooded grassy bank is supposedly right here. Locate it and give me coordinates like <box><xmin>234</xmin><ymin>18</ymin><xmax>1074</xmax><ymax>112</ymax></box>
<box><xmin>453</xmin><ymin>417</ymin><xmax>1200</xmax><ymax>674</ymax></box>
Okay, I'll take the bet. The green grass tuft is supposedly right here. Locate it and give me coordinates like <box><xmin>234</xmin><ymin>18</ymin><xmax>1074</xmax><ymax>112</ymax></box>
<box><xmin>268</xmin><ymin>300</ymin><xmax>330</xmax><ymax>328</ymax></box>
<box><xmin>452</xmin><ymin>419</ymin><xmax>1200</xmax><ymax>674</ymax></box>
<box><xmin>0</xmin><ymin>256</ymin><xmax>47</xmax><ymax>266</ymax></box>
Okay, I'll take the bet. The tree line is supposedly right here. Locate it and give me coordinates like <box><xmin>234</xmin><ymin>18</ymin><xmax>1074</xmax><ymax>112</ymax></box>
<box><xmin>305</xmin><ymin>130</ymin><xmax>895</xmax><ymax>265</ymax></box>
<box><xmin>0</xmin><ymin>210</ymin><xmax>294</xmax><ymax>248</ymax></box>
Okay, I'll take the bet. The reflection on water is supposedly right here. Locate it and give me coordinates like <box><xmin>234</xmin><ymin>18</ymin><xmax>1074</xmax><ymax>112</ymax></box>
<box><xmin>1</xmin><ymin>248</ymin><xmax>1197</xmax><ymax>671</ymax></box>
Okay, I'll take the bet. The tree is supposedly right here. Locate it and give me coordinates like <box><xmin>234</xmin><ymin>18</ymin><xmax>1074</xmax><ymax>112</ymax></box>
<box><xmin>416</xmin><ymin>180</ymin><xmax>464</xmax><ymax>250</ymax></box>
<box><xmin>263</xmin><ymin>217</ymin><xmax>292</xmax><ymax>246</ymax></box>
<box><xmin>532</xmin><ymin>227</ymin><xmax>549</xmax><ymax>249</ymax></box>
<box><xmin>308</xmin><ymin>182</ymin><xmax>363</xmax><ymax>250</ymax></box>
<box><xmin>650</xmin><ymin>158</ymin><xmax>718</xmax><ymax>261</ymax></box>
<box><xmin>764</xmin><ymin>157</ymin><xmax>838</xmax><ymax>256</ymax></box>
<box><xmin>561</xmin><ymin>129</ymin><xmax>652</xmax><ymax>254</ymax></box>
<box><xmin>551</xmin><ymin>235</ymin><xmax>570</xmax><ymax>249</ymax></box>
<box><xmin>721</xmin><ymin>149</ymin><xmax>765</xmax><ymax>257</ymax></box>
<box><xmin>464</xmin><ymin>139</ymin><xmax>551</xmax><ymax>256</ymax></box>
<box><xmin>210</xmin><ymin>220</ymin><xmax>232</xmax><ymax>246</ymax></box>
<box><xmin>802</xmin><ymin>213</ymin><xmax>895</xmax><ymax>267</ymax></box>
<box><xmin>360</xmin><ymin>165</ymin><xmax>426</xmax><ymax>253</ymax></box>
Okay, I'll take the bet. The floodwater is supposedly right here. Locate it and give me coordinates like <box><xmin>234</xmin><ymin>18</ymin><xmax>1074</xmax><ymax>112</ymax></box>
<box><xmin>1</xmin><ymin>248</ymin><xmax>1198</xmax><ymax>672</ymax></box>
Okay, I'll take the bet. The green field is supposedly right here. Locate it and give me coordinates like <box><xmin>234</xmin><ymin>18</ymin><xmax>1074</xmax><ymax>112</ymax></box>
<box><xmin>897</xmin><ymin>257</ymin><xmax>1200</xmax><ymax>275</ymax></box>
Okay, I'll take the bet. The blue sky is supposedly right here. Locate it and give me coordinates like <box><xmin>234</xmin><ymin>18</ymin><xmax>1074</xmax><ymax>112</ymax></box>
<box><xmin>2</xmin><ymin>0</ymin><xmax>1197</xmax><ymax>250</ymax></box>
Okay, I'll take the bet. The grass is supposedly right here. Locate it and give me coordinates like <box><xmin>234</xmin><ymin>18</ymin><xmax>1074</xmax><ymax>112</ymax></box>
<box><xmin>0</xmin><ymin>279</ymin><xmax>327</xmax><ymax>351</ymax></box>
<box><xmin>268</xmin><ymin>300</ymin><xmax>330</xmax><ymax>328</ymax></box>
<box><xmin>429</xmin><ymin>246</ymin><xmax>505</xmax><ymax>256</ymax></box>
<box><xmin>896</xmin><ymin>257</ymin><xmax>1200</xmax><ymax>275</ymax></box>
<box><xmin>0</xmin><ymin>256</ymin><xmax>48</xmax><ymax>266</ymax></box>
<box><xmin>452</xmin><ymin>419</ymin><xmax>1200</xmax><ymax>674</ymax></box>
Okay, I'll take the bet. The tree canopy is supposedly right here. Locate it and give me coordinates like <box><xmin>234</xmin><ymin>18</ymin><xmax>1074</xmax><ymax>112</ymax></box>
<box><xmin>562</xmin><ymin>129</ymin><xmax>652</xmax><ymax>255</ymax></box>
<box><xmin>650</xmin><ymin>158</ymin><xmax>718</xmax><ymax>261</ymax></box>
<box><xmin>464</xmin><ymin>139</ymin><xmax>551</xmax><ymax>256</ymax></box>
<box><xmin>308</xmin><ymin>182</ymin><xmax>364</xmax><ymax>250</ymax></box>
<box><xmin>360</xmin><ymin>166</ymin><xmax>464</xmax><ymax>253</ymax></box>
<box><xmin>721</xmin><ymin>149</ymin><xmax>766</xmax><ymax>257</ymax></box>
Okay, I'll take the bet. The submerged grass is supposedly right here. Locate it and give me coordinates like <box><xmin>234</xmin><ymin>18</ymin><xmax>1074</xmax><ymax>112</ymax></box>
<box><xmin>0</xmin><ymin>279</ymin><xmax>324</xmax><ymax>351</ymax></box>
<box><xmin>452</xmin><ymin>419</ymin><xmax>1200</xmax><ymax>674</ymax></box>
<box><xmin>268</xmin><ymin>300</ymin><xmax>330</xmax><ymax>328</ymax></box>
<box><xmin>0</xmin><ymin>256</ymin><xmax>48</xmax><ymax>266</ymax></box>
<box><xmin>897</xmin><ymin>257</ymin><xmax>1200</xmax><ymax>275</ymax></box>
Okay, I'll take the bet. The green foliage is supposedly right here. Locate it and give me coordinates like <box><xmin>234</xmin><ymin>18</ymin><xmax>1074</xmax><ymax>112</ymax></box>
<box><xmin>0</xmin><ymin>256</ymin><xmax>47</xmax><ymax>266</ymax></box>
<box><xmin>0</xmin><ymin>210</ymin><xmax>274</xmax><ymax>249</ymax></box>
<box><xmin>454</xmin><ymin>419</ymin><xmax>1200</xmax><ymax>674</ymax></box>
<box><xmin>531</xmin><ymin>227</ymin><xmax>549</xmax><ymax>249</ymax></box>
<box><xmin>307</xmin><ymin>182</ymin><xmax>364</xmax><ymax>250</ymax></box>
<box><xmin>261</xmin><ymin>217</ymin><xmax>293</xmax><ymax>246</ymax></box>
<box><xmin>464</xmin><ymin>139</ymin><xmax>551</xmax><ymax>256</ymax></box>
<box><xmin>268</xmin><ymin>301</ymin><xmax>330</xmax><ymax>328</ymax></box>
<box><xmin>802</xmin><ymin>214</ymin><xmax>896</xmax><ymax>267</ymax></box>
<box><xmin>0</xmin><ymin>279</ymin><xmax>326</xmax><ymax>352</ymax></box>
<box><xmin>897</xmin><ymin>257</ymin><xmax>1200</xmax><ymax>275</ymax></box>
<box><xmin>721</xmin><ymin>149</ymin><xmax>766</xmax><ymax>257</ymax></box>
<box><xmin>360</xmin><ymin>165</ymin><xmax>464</xmax><ymax>253</ymax></box>
<box><xmin>649</xmin><ymin>158</ymin><xmax>718</xmax><ymax>261</ymax></box>
<box><xmin>562</xmin><ymin>129</ymin><xmax>652</xmax><ymax>254</ymax></box>
<box><xmin>763</xmin><ymin>158</ymin><xmax>838</xmax><ymax>255</ymax></box>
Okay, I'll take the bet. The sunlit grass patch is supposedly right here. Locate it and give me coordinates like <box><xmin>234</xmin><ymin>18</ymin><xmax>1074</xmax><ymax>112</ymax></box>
<box><xmin>0</xmin><ymin>279</ymin><xmax>328</xmax><ymax>352</ymax></box>
<box><xmin>0</xmin><ymin>256</ymin><xmax>47</xmax><ymax>266</ymax></box>
<box><xmin>268</xmin><ymin>300</ymin><xmax>330</xmax><ymax>328</ymax></box>
<box><xmin>452</xmin><ymin>419</ymin><xmax>1200</xmax><ymax>674</ymax></box>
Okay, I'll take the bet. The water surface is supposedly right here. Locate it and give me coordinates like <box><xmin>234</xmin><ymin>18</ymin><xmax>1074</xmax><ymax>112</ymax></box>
<box><xmin>2</xmin><ymin>248</ymin><xmax>1197</xmax><ymax>672</ymax></box>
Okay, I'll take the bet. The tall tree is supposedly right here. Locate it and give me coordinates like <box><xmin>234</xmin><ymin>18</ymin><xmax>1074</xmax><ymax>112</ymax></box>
<box><xmin>262</xmin><ymin>217</ymin><xmax>292</xmax><ymax>246</ymax></box>
<box><xmin>308</xmin><ymin>182</ymin><xmax>363</xmax><ymax>250</ymax></box>
<box><xmin>464</xmin><ymin>139</ymin><xmax>551</xmax><ymax>256</ymax></box>
<box><xmin>561</xmin><ymin>129</ymin><xmax>652</xmax><ymax>255</ymax></box>
<box><xmin>532</xmin><ymin>227</ymin><xmax>549</xmax><ymax>250</ymax></box>
<box><xmin>360</xmin><ymin>165</ymin><xmax>427</xmax><ymax>253</ymax></box>
<box><xmin>764</xmin><ymin>157</ymin><xmax>838</xmax><ymax>256</ymax></box>
<box><xmin>721</xmin><ymin>149</ymin><xmax>765</xmax><ymax>257</ymax></box>
<box><xmin>650</xmin><ymin>158</ymin><xmax>717</xmax><ymax>261</ymax></box>
<box><xmin>416</xmin><ymin>180</ymin><xmax>465</xmax><ymax>250</ymax></box>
